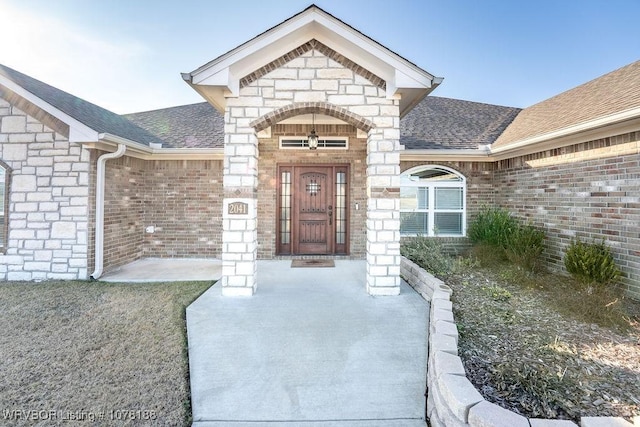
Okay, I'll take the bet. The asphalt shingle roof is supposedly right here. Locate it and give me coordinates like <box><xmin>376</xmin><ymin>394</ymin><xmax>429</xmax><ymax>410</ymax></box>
<box><xmin>122</xmin><ymin>97</ymin><xmax>520</xmax><ymax>150</ymax></box>
<box><xmin>400</xmin><ymin>96</ymin><xmax>521</xmax><ymax>149</ymax></box>
<box><xmin>493</xmin><ymin>60</ymin><xmax>640</xmax><ymax>148</ymax></box>
<box><xmin>0</xmin><ymin>64</ymin><xmax>167</xmax><ymax>147</ymax></box>
<box><xmin>124</xmin><ymin>103</ymin><xmax>224</xmax><ymax>148</ymax></box>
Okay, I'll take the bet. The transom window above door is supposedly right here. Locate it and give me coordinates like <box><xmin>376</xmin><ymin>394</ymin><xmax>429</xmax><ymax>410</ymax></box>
<box><xmin>279</xmin><ymin>136</ymin><xmax>348</xmax><ymax>149</ymax></box>
<box><xmin>400</xmin><ymin>165</ymin><xmax>466</xmax><ymax>237</ymax></box>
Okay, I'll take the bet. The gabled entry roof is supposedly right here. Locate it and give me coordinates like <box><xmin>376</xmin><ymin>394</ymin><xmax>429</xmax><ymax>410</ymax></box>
<box><xmin>182</xmin><ymin>4</ymin><xmax>443</xmax><ymax>116</ymax></box>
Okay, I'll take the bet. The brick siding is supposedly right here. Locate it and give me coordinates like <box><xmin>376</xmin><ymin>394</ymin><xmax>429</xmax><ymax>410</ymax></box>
<box><xmin>494</xmin><ymin>132</ymin><xmax>640</xmax><ymax>299</ymax></box>
<box><xmin>94</xmin><ymin>155</ymin><xmax>223</xmax><ymax>274</ymax></box>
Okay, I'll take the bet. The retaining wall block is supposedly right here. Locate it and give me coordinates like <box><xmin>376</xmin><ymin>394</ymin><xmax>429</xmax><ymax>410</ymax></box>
<box><xmin>529</xmin><ymin>419</ymin><xmax>578</xmax><ymax>426</ymax></box>
<box><xmin>468</xmin><ymin>400</ymin><xmax>529</xmax><ymax>427</ymax></box>
<box><xmin>438</xmin><ymin>373</ymin><xmax>484</xmax><ymax>422</ymax></box>
<box><xmin>581</xmin><ymin>417</ymin><xmax>635</xmax><ymax>427</ymax></box>
<box><xmin>432</xmin><ymin>289</ymin><xmax>452</xmax><ymax>301</ymax></box>
<box><xmin>430</xmin><ymin>319</ymin><xmax>459</xmax><ymax>344</ymax></box>
<box><xmin>433</xmin><ymin>350</ymin><xmax>466</xmax><ymax>377</ymax></box>
<box><xmin>432</xmin><ymin>298</ymin><xmax>453</xmax><ymax>311</ymax></box>
<box><xmin>430</xmin><ymin>331</ymin><xmax>458</xmax><ymax>355</ymax></box>
<box><xmin>433</xmin><ymin>307</ymin><xmax>455</xmax><ymax>323</ymax></box>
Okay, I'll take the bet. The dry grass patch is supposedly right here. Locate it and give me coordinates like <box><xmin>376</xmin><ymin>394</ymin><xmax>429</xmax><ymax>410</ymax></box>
<box><xmin>449</xmin><ymin>254</ymin><xmax>640</xmax><ymax>423</ymax></box>
<box><xmin>0</xmin><ymin>280</ymin><xmax>213</xmax><ymax>426</ymax></box>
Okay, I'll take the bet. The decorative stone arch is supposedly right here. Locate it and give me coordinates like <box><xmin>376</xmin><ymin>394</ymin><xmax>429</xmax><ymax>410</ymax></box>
<box><xmin>0</xmin><ymin>159</ymin><xmax>11</xmax><ymax>254</ymax></box>
<box><xmin>250</xmin><ymin>102</ymin><xmax>376</xmax><ymax>133</ymax></box>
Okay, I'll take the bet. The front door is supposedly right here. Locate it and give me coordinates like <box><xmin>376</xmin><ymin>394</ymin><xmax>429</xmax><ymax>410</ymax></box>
<box><xmin>277</xmin><ymin>164</ymin><xmax>349</xmax><ymax>255</ymax></box>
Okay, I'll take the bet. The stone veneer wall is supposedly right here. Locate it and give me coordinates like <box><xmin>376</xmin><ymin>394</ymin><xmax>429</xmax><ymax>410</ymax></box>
<box><xmin>222</xmin><ymin>45</ymin><xmax>401</xmax><ymax>295</ymax></box>
<box><xmin>0</xmin><ymin>99</ymin><xmax>90</xmax><ymax>280</ymax></box>
<box><xmin>97</xmin><ymin>156</ymin><xmax>223</xmax><ymax>274</ymax></box>
<box><xmin>400</xmin><ymin>256</ymin><xmax>636</xmax><ymax>427</ymax></box>
<box><xmin>494</xmin><ymin>132</ymin><xmax>640</xmax><ymax>299</ymax></box>
<box><xmin>257</xmin><ymin>123</ymin><xmax>367</xmax><ymax>259</ymax></box>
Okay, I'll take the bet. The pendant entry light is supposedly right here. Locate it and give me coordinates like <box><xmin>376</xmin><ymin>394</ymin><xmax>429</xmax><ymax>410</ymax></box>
<box><xmin>307</xmin><ymin>113</ymin><xmax>318</xmax><ymax>150</ymax></box>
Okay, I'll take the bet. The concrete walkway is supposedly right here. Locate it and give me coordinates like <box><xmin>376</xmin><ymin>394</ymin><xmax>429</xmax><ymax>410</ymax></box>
<box><xmin>187</xmin><ymin>260</ymin><xmax>429</xmax><ymax>426</ymax></box>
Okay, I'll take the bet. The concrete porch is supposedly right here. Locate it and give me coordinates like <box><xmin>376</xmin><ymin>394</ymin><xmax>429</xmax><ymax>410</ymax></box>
<box><xmin>99</xmin><ymin>258</ymin><xmax>222</xmax><ymax>282</ymax></box>
<box><xmin>186</xmin><ymin>260</ymin><xmax>430</xmax><ymax>426</ymax></box>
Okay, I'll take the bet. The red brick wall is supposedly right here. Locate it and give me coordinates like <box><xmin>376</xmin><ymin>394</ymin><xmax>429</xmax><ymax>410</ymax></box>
<box><xmin>494</xmin><ymin>132</ymin><xmax>640</xmax><ymax>299</ymax></box>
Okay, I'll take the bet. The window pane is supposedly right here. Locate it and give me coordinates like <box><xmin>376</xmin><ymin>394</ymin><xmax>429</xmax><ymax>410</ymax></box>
<box><xmin>435</xmin><ymin>213</ymin><xmax>462</xmax><ymax>234</ymax></box>
<box><xmin>280</xmin><ymin>171</ymin><xmax>291</xmax><ymax>244</ymax></box>
<box><xmin>401</xmin><ymin>212</ymin><xmax>428</xmax><ymax>235</ymax></box>
<box><xmin>400</xmin><ymin>187</ymin><xmax>418</xmax><ymax>210</ymax></box>
<box><xmin>336</xmin><ymin>172</ymin><xmax>347</xmax><ymax>245</ymax></box>
<box><xmin>436</xmin><ymin>188</ymin><xmax>463</xmax><ymax>209</ymax></box>
<box><xmin>406</xmin><ymin>167</ymin><xmax>462</xmax><ymax>183</ymax></box>
<box><xmin>401</xmin><ymin>187</ymin><xmax>428</xmax><ymax>210</ymax></box>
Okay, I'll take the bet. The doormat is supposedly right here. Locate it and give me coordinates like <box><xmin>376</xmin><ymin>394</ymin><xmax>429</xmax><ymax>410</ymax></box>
<box><xmin>291</xmin><ymin>259</ymin><xmax>335</xmax><ymax>268</ymax></box>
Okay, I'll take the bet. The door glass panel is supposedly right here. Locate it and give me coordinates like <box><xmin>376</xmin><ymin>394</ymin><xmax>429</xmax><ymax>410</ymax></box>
<box><xmin>336</xmin><ymin>171</ymin><xmax>346</xmax><ymax>245</ymax></box>
<box><xmin>280</xmin><ymin>171</ymin><xmax>291</xmax><ymax>244</ymax></box>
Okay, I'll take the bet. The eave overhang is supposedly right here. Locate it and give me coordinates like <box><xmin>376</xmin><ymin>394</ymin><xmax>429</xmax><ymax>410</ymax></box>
<box><xmin>490</xmin><ymin>107</ymin><xmax>640</xmax><ymax>160</ymax></box>
<box><xmin>182</xmin><ymin>5</ymin><xmax>443</xmax><ymax>117</ymax></box>
<box><xmin>0</xmin><ymin>75</ymin><xmax>100</xmax><ymax>143</ymax></box>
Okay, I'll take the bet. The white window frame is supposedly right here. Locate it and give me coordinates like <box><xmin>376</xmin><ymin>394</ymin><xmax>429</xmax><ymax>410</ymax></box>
<box><xmin>400</xmin><ymin>165</ymin><xmax>466</xmax><ymax>237</ymax></box>
<box><xmin>279</xmin><ymin>136</ymin><xmax>349</xmax><ymax>150</ymax></box>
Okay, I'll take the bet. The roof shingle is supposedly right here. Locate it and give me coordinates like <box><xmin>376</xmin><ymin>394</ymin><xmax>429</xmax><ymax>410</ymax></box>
<box><xmin>493</xmin><ymin>60</ymin><xmax>640</xmax><ymax>148</ymax></box>
<box><xmin>124</xmin><ymin>103</ymin><xmax>224</xmax><ymax>149</ymax></box>
<box><xmin>0</xmin><ymin>64</ymin><xmax>167</xmax><ymax>147</ymax></box>
<box><xmin>400</xmin><ymin>96</ymin><xmax>521</xmax><ymax>149</ymax></box>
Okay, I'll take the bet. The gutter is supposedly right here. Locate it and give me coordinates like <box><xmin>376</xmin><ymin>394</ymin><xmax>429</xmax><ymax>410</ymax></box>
<box><xmin>90</xmin><ymin>143</ymin><xmax>126</xmax><ymax>280</ymax></box>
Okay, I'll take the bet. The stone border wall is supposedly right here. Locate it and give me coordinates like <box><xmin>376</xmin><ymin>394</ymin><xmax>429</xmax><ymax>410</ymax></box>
<box><xmin>400</xmin><ymin>256</ymin><xmax>636</xmax><ymax>427</ymax></box>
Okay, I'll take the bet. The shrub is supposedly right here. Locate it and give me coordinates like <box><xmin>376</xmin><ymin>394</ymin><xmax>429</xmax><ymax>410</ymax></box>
<box><xmin>564</xmin><ymin>239</ymin><xmax>620</xmax><ymax>287</ymax></box>
<box><xmin>468</xmin><ymin>207</ymin><xmax>518</xmax><ymax>248</ymax></box>
<box><xmin>504</xmin><ymin>224</ymin><xmax>546</xmax><ymax>272</ymax></box>
<box><xmin>401</xmin><ymin>237</ymin><xmax>453</xmax><ymax>278</ymax></box>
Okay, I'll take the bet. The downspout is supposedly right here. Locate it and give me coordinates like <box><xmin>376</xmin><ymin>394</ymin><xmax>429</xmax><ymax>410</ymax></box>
<box><xmin>91</xmin><ymin>144</ymin><xmax>126</xmax><ymax>279</ymax></box>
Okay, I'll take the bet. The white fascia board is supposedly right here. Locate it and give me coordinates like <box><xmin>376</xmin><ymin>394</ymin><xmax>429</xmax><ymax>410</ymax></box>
<box><xmin>0</xmin><ymin>76</ymin><xmax>100</xmax><ymax>142</ymax></box>
<box><xmin>310</xmin><ymin>9</ymin><xmax>437</xmax><ymax>87</ymax></box>
<box><xmin>188</xmin><ymin>7</ymin><xmax>437</xmax><ymax>93</ymax></box>
<box><xmin>491</xmin><ymin>107</ymin><xmax>640</xmax><ymax>156</ymax></box>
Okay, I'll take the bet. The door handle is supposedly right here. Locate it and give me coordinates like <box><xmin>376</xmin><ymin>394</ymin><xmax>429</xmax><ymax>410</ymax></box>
<box><xmin>328</xmin><ymin>205</ymin><xmax>333</xmax><ymax>225</ymax></box>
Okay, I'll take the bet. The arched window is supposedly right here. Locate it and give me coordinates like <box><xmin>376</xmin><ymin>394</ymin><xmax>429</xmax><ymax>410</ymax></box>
<box><xmin>0</xmin><ymin>162</ymin><xmax>8</xmax><ymax>252</ymax></box>
<box><xmin>400</xmin><ymin>165</ymin><xmax>466</xmax><ymax>236</ymax></box>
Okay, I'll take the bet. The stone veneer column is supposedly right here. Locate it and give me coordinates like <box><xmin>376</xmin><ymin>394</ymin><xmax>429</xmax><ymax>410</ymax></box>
<box><xmin>366</xmin><ymin>105</ymin><xmax>401</xmax><ymax>296</ymax></box>
<box><xmin>221</xmin><ymin>105</ymin><xmax>260</xmax><ymax>296</ymax></box>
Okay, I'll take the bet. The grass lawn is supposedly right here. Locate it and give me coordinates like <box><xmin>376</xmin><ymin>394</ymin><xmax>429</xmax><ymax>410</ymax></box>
<box><xmin>0</xmin><ymin>280</ymin><xmax>213</xmax><ymax>426</ymax></box>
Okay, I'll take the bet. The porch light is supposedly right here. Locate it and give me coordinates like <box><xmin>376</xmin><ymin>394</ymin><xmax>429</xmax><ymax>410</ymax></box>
<box><xmin>307</xmin><ymin>113</ymin><xmax>318</xmax><ymax>150</ymax></box>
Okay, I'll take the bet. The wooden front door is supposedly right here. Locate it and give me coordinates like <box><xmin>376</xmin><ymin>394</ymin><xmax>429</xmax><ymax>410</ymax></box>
<box><xmin>277</xmin><ymin>164</ymin><xmax>349</xmax><ymax>255</ymax></box>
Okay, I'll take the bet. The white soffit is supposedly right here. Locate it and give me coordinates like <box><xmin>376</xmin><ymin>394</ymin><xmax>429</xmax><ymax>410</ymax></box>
<box><xmin>183</xmin><ymin>5</ymin><xmax>442</xmax><ymax>115</ymax></box>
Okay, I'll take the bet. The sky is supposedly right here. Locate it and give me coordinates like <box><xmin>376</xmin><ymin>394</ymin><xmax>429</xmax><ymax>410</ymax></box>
<box><xmin>0</xmin><ymin>0</ymin><xmax>638</xmax><ymax>115</ymax></box>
